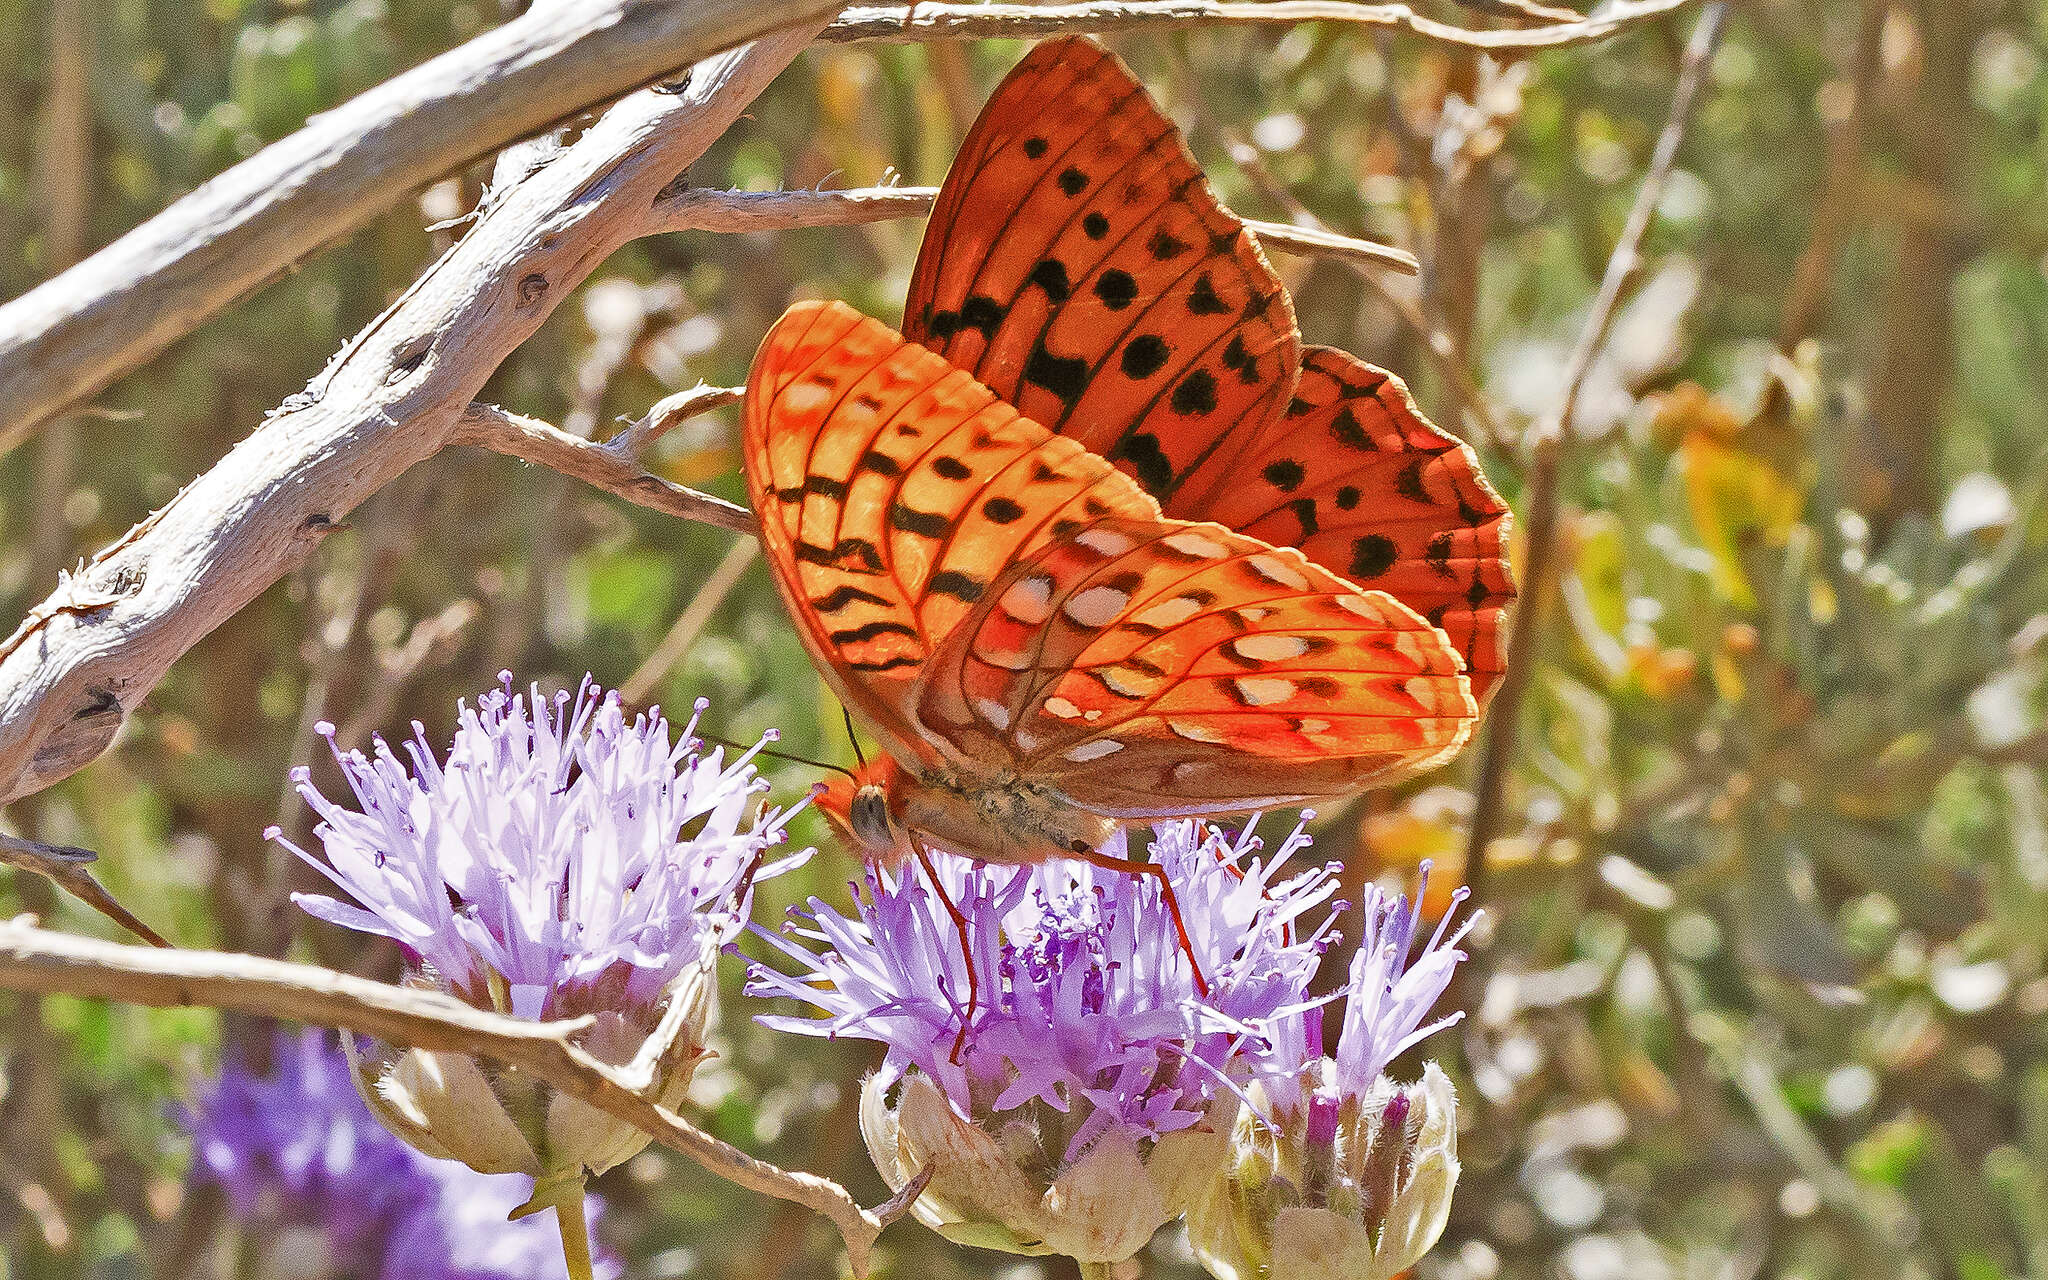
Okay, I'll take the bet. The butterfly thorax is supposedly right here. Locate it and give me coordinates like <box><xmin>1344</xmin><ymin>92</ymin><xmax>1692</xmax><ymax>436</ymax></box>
<box><xmin>816</xmin><ymin>753</ymin><xmax>1116</xmax><ymax>867</ymax></box>
<box><xmin>897</xmin><ymin>763</ymin><xmax>1120</xmax><ymax>867</ymax></box>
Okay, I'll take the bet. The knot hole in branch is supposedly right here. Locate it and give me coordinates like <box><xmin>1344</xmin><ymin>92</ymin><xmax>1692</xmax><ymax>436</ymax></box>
<box><xmin>654</xmin><ymin>171</ymin><xmax>692</xmax><ymax>205</ymax></box>
<box><xmin>384</xmin><ymin>342</ymin><xmax>431</xmax><ymax>386</ymax></box>
<box><xmin>517</xmin><ymin>273</ymin><xmax>549</xmax><ymax>307</ymax></box>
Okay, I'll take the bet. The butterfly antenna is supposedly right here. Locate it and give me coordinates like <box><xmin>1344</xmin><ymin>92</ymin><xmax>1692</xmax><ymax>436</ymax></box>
<box><xmin>697</xmin><ymin>728</ymin><xmax>859</xmax><ymax>781</ymax></box>
<box><xmin>842</xmin><ymin>707</ymin><xmax>870</xmax><ymax>771</ymax></box>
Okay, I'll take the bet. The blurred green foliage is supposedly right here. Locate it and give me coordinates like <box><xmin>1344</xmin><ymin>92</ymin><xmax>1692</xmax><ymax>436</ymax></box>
<box><xmin>2</xmin><ymin>2</ymin><xmax>2046</xmax><ymax>1278</ymax></box>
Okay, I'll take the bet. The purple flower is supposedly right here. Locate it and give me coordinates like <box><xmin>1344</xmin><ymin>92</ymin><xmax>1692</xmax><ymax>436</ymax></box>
<box><xmin>747</xmin><ymin>816</ymin><xmax>1342</xmax><ymax>1263</ymax></box>
<box><xmin>751</xmin><ymin>816</ymin><xmax>1339</xmax><ymax>1158</ymax></box>
<box><xmin>272</xmin><ymin>674</ymin><xmax>806</xmax><ymax>1023</ymax></box>
<box><xmin>271</xmin><ymin>675</ymin><xmax>811</xmax><ymax>1205</ymax></box>
<box><xmin>183</xmin><ymin>1030</ymin><xmax>615</xmax><ymax>1280</ymax></box>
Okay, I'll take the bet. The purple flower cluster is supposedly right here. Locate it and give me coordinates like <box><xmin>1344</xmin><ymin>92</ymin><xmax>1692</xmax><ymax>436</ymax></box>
<box><xmin>183</xmin><ymin>1030</ymin><xmax>614</xmax><ymax>1280</ymax></box>
<box><xmin>749</xmin><ymin>816</ymin><xmax>1343</xmax><ymax>1159</ymax></box>
<box><xmin>271</xmin><ymin>675</ymin><xmax>806</xmax><ymax>1020</ymax></box>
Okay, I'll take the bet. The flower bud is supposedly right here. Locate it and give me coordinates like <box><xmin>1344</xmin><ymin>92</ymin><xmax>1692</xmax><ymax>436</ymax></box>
<box><xmin>860</xmin><ymin>1070</ymin><xmax>1226</xmax><ymax>1262</ymax></box>
<box><xmin>1189</xmin><ymin>1064</ymin><xmax>1459</xmax><ymax>1280</ymax></box>
<box><xmin>347</xmin><ymin>943</ymin><xmax>716</xmax><ymax>1180</ymax></box>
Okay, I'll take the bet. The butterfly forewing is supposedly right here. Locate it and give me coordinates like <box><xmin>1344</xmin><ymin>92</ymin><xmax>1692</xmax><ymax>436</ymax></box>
<box><xmin>904</xmin><ymin>37</ymin><xmax>1515</xmax><ymax>694</ymax></box>
<box><xmin>904</xmin><ymin>37</ymin><xmax>1300</xmax><ymax>507</ymax></box>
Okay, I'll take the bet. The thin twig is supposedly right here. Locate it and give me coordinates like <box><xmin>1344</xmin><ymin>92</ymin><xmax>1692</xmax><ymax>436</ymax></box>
<box><xmin>0</xmin><ymin>919</ymin><xmax>923</xmax><ymax>1274</ymax></box>
<box><xmin>333</xmin><ymin>599</ymin><xmax>482</xmax><ymax>750</ymax></box>
<box><xmin>0</xmin><ymin>836</ymin><xmax>170</xmax><ymax>948</ymax></box>
<box><xmin>1244</xmin><ymin>218</ymin><xmax>1420</xmax><ymax>276</ymax></box>
<box><xmin>623</xmin><ymin>540</ymin><xmax>762</xmax><ymax>704</ymax></box>
<box><xmin>604</xmin><ymin>384</ymin><xmax>748</xmax><ymax>460</ymax></box>
<box><xmin>1442</xmin><ymin>0</ymin><xmax>1585</xmax><ymax>24</ymax></box>
<box><xmin>824</xmin><ymin>0</ymin><xmax>1695</xmax><ymax>50</ymax></box>
<box><xmin>653</xmin><ymin>185</ymin><xmax>1421</xmax><ymax>274</ymax></box>
<box><xmin>456</xmin><ymin>404</ymin><xmax>757</xmax><ymax>535</ymax></box>
<box><xmin>1461</xmin><ymin>4</ymin><xmax>1728</xmax><ymax>898</ymax></box>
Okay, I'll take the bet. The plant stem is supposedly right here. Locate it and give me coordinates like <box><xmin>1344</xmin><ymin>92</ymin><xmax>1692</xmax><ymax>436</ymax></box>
<box><xmin>521</xmin><ymin>1169</ymin><xmax>596</xmax><ymax>1280</ymax></box>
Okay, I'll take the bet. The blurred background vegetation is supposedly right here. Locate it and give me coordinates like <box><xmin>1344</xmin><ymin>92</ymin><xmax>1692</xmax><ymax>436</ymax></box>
<box><xmin>2</xmin><ymin>1</ymin><xmax>2046</xmax><ymax>1277</ymax></box>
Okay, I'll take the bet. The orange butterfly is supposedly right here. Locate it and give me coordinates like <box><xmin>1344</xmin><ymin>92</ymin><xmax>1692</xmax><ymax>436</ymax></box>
<box><xmin>742</xmin><ymin>39</ymin><xmax>1513</xmax><ymax>879</ymax></box>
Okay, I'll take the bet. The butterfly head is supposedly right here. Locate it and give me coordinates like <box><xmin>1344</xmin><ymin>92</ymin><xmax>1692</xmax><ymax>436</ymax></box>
<box><xmin>816</xmin><ymin>755</ymin><xmax>913</xmax><ymax>866</ymax></box>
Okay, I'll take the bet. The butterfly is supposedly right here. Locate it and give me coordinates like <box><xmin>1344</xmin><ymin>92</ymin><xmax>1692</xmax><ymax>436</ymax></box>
<box><xmin>741</xmin><ymin>38</ymin><xmax>1513</xmax><ymax>883</ymax></box>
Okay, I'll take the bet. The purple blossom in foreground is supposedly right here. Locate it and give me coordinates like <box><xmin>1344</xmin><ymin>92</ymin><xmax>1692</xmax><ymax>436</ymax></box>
<box><xmin>749</xmin><ymin>816</ymin><xmax>1342</xmax><ymax>1159</ymax></box>
<box><xmin>183</xmin><ymin>1030</ymin><xmax>614</xmax><ymax>1280</ymax></box>
<box><xmin>1263</xmin><ymin>863</ymin><xmax>1476</xmax><ymax>1118</ymax></box>
<box><xmin>1187</xmin><ymin>864</ymin><xmax>1477</xmax><ymax>1280</ymax></box>
<box><xmin>748</xmin><ymin>816</ymin><xmax>1348</xmax><ymax>1262</ymax></box>
<box><xmin>271</xmin><ymin>674</ymin><xmax>807</xmax><ymax>1021</ymax></box>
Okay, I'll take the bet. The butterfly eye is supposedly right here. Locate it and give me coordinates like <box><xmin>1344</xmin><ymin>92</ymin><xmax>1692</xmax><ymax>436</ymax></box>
<box><xmin>849</xmin><ymin>786</ymin><xmax>898</xmax><ymax>852</ymax></box>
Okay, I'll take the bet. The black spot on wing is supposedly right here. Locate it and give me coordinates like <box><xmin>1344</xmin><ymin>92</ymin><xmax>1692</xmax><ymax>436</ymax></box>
<box><xmin>1171</xmin><ymin>369</ymin><xmax>1218</xmax><ymax>416</ymax></box>
<box><xmin>796</xmin><ymin>537</ymin><xmax>883</xmax><ymax>573</ymax></box>
<box><xmin>1108</xmin><ymin>433</ymin><xmax>1174</xmax><ymax>497</ymax></box>
<box><xmin>1083</xmin><ymin>212</ymin><xmax>1110</xmax><ymax>239</ymax></box>
<box><xmin>929</xmin><ymin>570</ymin><xmax>987</xmax><ymax>603</ymax></box>
<box><xmin>1058</xmin><ymin>166</ymin><xmax>1088</xmax><ymax>196</ymax></box>
<box><xmin>1221</xmin><ymin>334</ymin><xmax>1259</xmax><ymax>384</ymax></box>
<box><xmin>1426</xmin><ymin>533</ymin><xmax>1455</xmax><ymax>577</ymax></box>
<box><xmin>1186</xmin><ymin>273</ymin><xmax>1230</xmax><ymax>316</ymax></box>
<box><xmin>1329</xmin><ymin>407</ymin><xmax>1374</xmax><ymax>451</ymax></box>
<box><xmin>1024</xmin><ymin>136</ymin><xmax>1048</xmax><ymax>158</ymax></box>
<box><xmin>960</xmin><ymin>296</ymin><xmax>1007</xmax><ymax>339</ymax></box>
<box><xmin>850</xmin><ymin>656</ymin><xmax>922</xmax><ymax>674</ymax></box>
<box><xmin>830</xmin><ymin>620</ymin><xmax>920</xmax><ymax>645</ymax></box>
<box><xmin>1349</xmin><ymin>534</ymin><xmax>1397</xmax><ymax>580</ymax></box>
<box><xmin>889</xmin><ymin>504</ymin><xmax>950</xmax><ymax>539</ymax></box>
<box><xmin>1149</xmin><ymin>229</ymin><xmax>1190</xmax><ymax>260</ymax></box>
<box><xmin>1028</xmin><ymin>258</ymin><xmax>1072</xmax><ymax>303</ymax></box>
<box><xmin>1025</xmin><ymin>341</ymin><xmax>1090</xmax><ymax>406</ymax></box>
<box><xmin>1395</xmin><ymin>460</ymin><xmax>1429</xmax><ymax>502</ymax></box>
<box><xmin>932</xmin><ymin>456</ymin><xmax>972</xmax><ymax>481</ymax></box>
<box><xmin>811</xmin><ymin>584</ymin><xmax>892</xmax><ymax>613</ymax></box>
<box><xmin>1094</xmin><ymin>269</ymin><xmax>1138</xmax><ymax>310</ymax></box>
<box><xmin>1121</xmin><ymin>335</ymin><xmax>1169</xmax><ymax>379</ymax></box>
<box><xmin>1262</xmin><ymin>459</ymin><xmax>1305</xmax><ymax>492</ymax></box>
<box><xmin>983</xmin><ymin>496</ymin><xmax>1024</xmax><ymax>524</ymax></box>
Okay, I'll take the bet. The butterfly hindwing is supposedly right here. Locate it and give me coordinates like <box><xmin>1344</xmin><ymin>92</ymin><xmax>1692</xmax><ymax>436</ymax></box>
<box><xmin>917</xmin><ymin>514</ymin><xmax>1476</xmax><ymax>815</ymax></box>
<box><xmin>904</xmin><ymin>37</ymin><xmax>1300</xmax><ymax>508</ymax></box>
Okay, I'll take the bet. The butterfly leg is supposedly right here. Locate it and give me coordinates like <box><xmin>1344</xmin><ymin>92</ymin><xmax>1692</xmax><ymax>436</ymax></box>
<box><xmin>1068</xmin><ymin>844</ymin><xmax>1211</xmax><ymax>997</ymax></box>
<box><xmin>909</xmin><ymin>834</ymin><xmax>980</xmax><ymax>1063</ymax></box>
